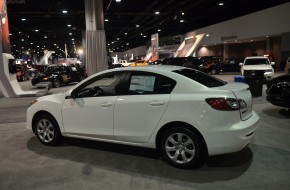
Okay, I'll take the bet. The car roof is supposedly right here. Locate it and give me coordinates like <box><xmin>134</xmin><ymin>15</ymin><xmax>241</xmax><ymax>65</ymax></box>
<box><xmin>245</xmin><ymin>56</ymin><xmax>268</xmax><ymax>59</ymax></box>
<box><xmin>108</xmin><ymin>65</ymin><xmax>186</xmax><ymax>73</ymax></box>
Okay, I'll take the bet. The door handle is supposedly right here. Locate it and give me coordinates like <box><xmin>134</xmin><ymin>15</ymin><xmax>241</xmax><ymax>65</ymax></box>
<box><xmin>100</xmin><ymin>102</ymin><xmax>113</xmax><ymax>107</ymax></box>
<box><xmin>149</xmin><ymin>101</ymin><xmax>165</xmax><ymax>106</ymax></box>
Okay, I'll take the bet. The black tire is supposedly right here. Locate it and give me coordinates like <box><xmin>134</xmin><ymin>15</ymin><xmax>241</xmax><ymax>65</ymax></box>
<box><xmin>34</xmin><ymin>114</ymin><xmax>62</xmax><ymax>146</ymax></box>
<box><xmin>53</xmin><ymin>78</ymin><xmax>60</xmax><ymax>88</ymax></box>
<box><xmin>160</xmin><ymin>127</ymin><xmax>205</xmax><ymax>168</ymax></box>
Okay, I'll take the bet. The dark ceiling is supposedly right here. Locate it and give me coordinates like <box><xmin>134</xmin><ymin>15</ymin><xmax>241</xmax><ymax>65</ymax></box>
<box><xmin>7</xmin><ymin>0</ymin><xmax>289</xmax><ymax>59</ymax></box>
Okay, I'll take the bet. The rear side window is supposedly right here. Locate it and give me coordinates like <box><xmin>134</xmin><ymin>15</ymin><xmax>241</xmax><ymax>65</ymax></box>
<box><xmin>173</xmin><ymin>69</ymin><xmax>226</xmax><ymax>87</ymax></box>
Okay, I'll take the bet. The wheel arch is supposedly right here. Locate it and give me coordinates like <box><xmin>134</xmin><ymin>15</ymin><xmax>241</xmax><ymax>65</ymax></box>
<box><xmin>32</xmin><ymin>110</ymin><xmax>59</xmax><ymax>133</ymax></box>
<box><xmin>155</xmin><ymin>121</ymin><xmax>208</xmax><ymax>155</ymax></box>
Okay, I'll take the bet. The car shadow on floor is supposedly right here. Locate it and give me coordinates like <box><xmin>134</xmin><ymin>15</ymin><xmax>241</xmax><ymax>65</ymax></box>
<box><xmin>26</xmin><ymin>136</ymin><xmax>253</xmax><ymax>183</ymax></box>
<box><xmin>262</xmin><ymin>107</ymin><xmax>290</xmax><ymax>119</ymax></box>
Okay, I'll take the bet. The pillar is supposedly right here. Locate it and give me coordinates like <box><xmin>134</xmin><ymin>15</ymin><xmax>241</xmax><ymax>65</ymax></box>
<box><xmin>84</xmin><ymin>0</ymin><xmax>108</xmax><ymax>76</ymax></box>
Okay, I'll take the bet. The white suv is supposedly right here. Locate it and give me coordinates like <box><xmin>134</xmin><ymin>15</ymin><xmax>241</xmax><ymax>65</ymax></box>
<box><xmin>240</xmin><ymin>56</ymin><xmax>275</xmax><ymax>80</ymax></box>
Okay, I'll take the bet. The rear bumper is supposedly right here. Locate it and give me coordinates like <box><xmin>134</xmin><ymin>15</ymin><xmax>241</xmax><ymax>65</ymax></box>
<box><xmin>207</xmin><ymin>111</ymin><xmax>259</xmax><ymax>156</ymax></box>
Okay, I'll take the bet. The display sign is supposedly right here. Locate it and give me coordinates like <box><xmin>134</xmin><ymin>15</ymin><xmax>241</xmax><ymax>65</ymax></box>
<box><xmin>0</xmin><ymin>0</ymin><xmax>11</xmax><ymax>53</ymax></box>
<box><xmin>151</xmin><ymin>33</ymin><xmax>159</xmax><ymax>61</ymax></box>
<box><xmin>129</xmin><ymin>75</ymin><xmax>155</xmax><ymax>93</ymax></box>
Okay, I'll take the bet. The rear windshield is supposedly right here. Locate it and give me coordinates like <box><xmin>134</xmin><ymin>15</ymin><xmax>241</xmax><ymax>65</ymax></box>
<box><xmin>244</xmin><ymin>58</ymin><xmax>269</xmax><ymax>65</ymax></box>
<box><xmin>173</xmin><ymin>69</ymin><xmax>227</xmax><ymax>87</ymax></box>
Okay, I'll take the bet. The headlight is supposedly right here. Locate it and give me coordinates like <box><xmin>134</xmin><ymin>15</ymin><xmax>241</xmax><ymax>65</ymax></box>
<box><xmin>30</xmin><ymin>99</ymin><xmax>38</xmax><ymax>106</ymax></box>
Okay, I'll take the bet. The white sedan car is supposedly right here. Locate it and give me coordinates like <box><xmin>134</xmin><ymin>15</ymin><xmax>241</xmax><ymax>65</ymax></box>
<box><xmin>27</xmin><ymin>65</ymin><xmax>259</xmax><ymax>168</ymax></box>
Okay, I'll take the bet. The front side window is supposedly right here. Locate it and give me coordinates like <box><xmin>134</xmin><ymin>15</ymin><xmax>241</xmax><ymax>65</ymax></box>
<box><xmin>76</xmin><ymin>72</ymin><xmax>124</xmax><ymax>97</ymax></box>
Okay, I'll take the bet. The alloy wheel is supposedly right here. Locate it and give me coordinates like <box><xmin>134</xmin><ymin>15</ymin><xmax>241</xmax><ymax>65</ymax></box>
<box><xmin>36</xmin><ymin>119</ymin><xmax>55</xmax><ymax>143</ymax></box>
<box><xmin>165</xmin><ymin>133</ymin><xmax>195</xmax><ymax>164</ymax></box>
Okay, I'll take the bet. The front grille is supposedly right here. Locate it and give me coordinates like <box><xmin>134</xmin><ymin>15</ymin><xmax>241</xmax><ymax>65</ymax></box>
<box><xmin>244</xmin><ymin>70</ymin><xmax>266</xmax><ymax>77</ymax></box>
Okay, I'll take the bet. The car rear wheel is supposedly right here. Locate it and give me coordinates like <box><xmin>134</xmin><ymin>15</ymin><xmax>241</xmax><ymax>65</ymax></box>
<box><xmin>34</xmin><ymin>114</ymin><xmax>62</xmax><ymax>146</ymax></box>
<box><xmin>160</xmin><ymin>127</ymin><xmax>204</xmax><ymax>168</ymax></box>
<box><xmin>53</xmin><ymin>78</ymin><xmax>60</xmax><ymax>88</ymax></box>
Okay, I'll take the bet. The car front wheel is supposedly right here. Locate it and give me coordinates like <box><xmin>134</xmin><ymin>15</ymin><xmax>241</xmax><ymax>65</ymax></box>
<box><xmin>34</xmin><ymin>114</ymin><xmax>62</xmax><ymax>146</ymax></box>
<box><xmin>160</xmin><ymin>127</ymin><xmax>204</xmax><ymax>168</ymax></box>
<box><xmin>53</xmin><ymin>78</ymin><xmax>60</xmax><ymax>88</ymax></box>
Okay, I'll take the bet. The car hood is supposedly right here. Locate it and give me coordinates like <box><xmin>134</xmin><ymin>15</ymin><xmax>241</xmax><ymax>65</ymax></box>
<box><xmin>242</xmin><ymin>65</ymin><xmax>272</xmax><ymax>70</ymax></box>
<box><xmin>37</xmin><ymin>93</ymin><xmax>63</xmax><ymax>102</ymax></box>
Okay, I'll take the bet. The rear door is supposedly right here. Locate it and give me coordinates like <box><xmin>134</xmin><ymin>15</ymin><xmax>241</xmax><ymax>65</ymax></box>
<box><xmin>113</xmin><ymin>71</ymin><xmax>176</xmax><ymax>143</ymax></box>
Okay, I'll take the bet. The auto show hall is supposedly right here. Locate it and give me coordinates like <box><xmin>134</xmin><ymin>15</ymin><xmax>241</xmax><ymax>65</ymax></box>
<box><xmin>0</xmin><ymin>74</ymin><xmax>289</xmax><ymax>190</ymax></box>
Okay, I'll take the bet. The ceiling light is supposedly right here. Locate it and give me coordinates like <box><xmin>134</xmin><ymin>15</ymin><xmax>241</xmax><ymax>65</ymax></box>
<box><xmin>30</xmin><ymin>43</ymin><xmax>33</xmax><ymax>44</ymax></box>
<box><xmin>54</xmin><ymin>44</ymin><xmax>56</xmax><ymax>46</ymax></box>
<box><xmin>182</xmin><ymin>12</ymin><xmax>185</xmax><ymax>15</ymax></box>
<box><xmin>158</xmin><ymin>29</ymin><xmax>161</xmax><ymax>32</ymax></box>
<box><xmin>219</xmin><ymin>2</ymin><xmax>224</xmax><ymax>6</ymax></box>
<box><xmin>155</xmin><ymin>11</ymin><xmax>160</xmax><ymax>15</ymax></box>
<box><xmin>105</xmin><ymin>19</ymin><xmax>109</xmax><ymax>22</ymax></box>
<box><xmin>180</xmin><ymin>20</ymin><xmax>184</xmax><ymax>23</ymax></box>
<box><xmin>117</xmin><ymin>38</ymin><xmax>120</xmax><ymax>40</ymax></box>
<box><xmin>141</xmin><ymin>33</ymin><xmax>143</xmax><ymax>36</ymax></box>
<box><xmin>69</xmin><ymin>33</ymin><xmax>72</xmax><ymax>35</ymax></box>
<box><xmin>21</xmin><ymin>18</ymin><xmax>26</xmax><ymax>21</ymax></box>
<box><xmin>62</xmin><ymin>10</ymin><xmax>67</xmax><ymax>14</ymax></box>
<box><xmin>136</xmin><ymin>25</ymin><xmax>139</xmax><ymax>27</ymax></box>
<box><xmin>251</xmin><ymin>40</ymin><xmax>253</xmax><ymax>42</ymax></box>
<box><xmin>44</xmin><ymin>35</ymin><xmax>47</xmax><ymax>38</ymax></box>
<box><xmin>144</xmin><ymin>36</ymin><xmax>146</xmax><ymax>38</ymax></box>
<box><xmin>67</xmin><ymin>24</ymin><xmax>71</xmax><ymax>27</ymax></box>
<box><xmin>266</xmin><ymin>36</ymin><xmax>269</xmax><ymax>38</ymax></box>
<box><xmin>125</xmin><ymin>33</ymin><xmax>127</xmax><ymax>35</ymax></box>
<box><xmin>116</xmin><ymin>0</ymin><xmax>121</xmax><ymax>2</ymax></box>
<box><xmin>206</xmin><ymin>34</ymin><xmax>210</xmax><ymax>37</ymax></box>
<box><xmin>35</xmin><ymin>30</ymin><xmax>39</xmax><ymax>32</ymax></box>
<box><xmin>72</xmin><ymin>38</ymin><xmax>74</xmax><ymax>41</ymax></box>
<box><xmin>9</xmin><ymin>33</ymin><xmax>12</xmax><ymax>35</ymax></box>
<box><xmin>21</xmin><ymin>39</ymin><xmax>24</xmax><ymax>41</ymax></box>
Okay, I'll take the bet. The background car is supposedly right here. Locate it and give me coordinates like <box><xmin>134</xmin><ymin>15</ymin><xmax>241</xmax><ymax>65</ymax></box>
<box><xmin>240</xmin><ymin>56</ymin><xmax>275</xmax><ymax>80</ymax></box>
<box><xmin>129</xmin><ymin>60</ymin><xmax>149</xmax><ymax>67</ymax></box>
<box><xmin>16</xmin><ymin>64</ymin><xmax>30</xmax><ymax>82</ymax></box>
<box><xmin>27</xmin><ymin>65</ymin><xmax>259</xmax><ymax>169</ymax></box>
<box><xmin>266</xmin><ymin>74</ymin><xmax>290</xmax><ymax>108</ymax></box>
<box><xmin>31</xmin><ymin>65</ymin><xmax>87</xmax><ymax>88</ymax></box>
<box><xmin>150</xmin><ymin>57</ymin><xmax>206</xmax><ymax>72</ymax></box>
<box><xmin>211</xmin><ymin>62</ymin><xmax>241</xmax><ymax>74</ymax></box>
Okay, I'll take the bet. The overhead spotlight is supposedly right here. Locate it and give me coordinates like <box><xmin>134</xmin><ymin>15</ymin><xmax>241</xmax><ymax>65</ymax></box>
<box><xmin>9</xmin><ymin>33</ymin><xmax>12</xmax><ymax>35</ymax></box>
<box><xmin>72</xmin><ymin>38</ymin><xmax>74</xmax><ymax>41</ymax></box>
<box><xmin>182</xmin><ymin>12</ymin><xmax>185</xmax><ymax>15</ymax></box>
<box><xmin>180</xmin><ymin>20</ymin><xmax>184</xmax><ymax>23</ymax></box>
<box><xmin>144</xmin><ymin>36</ymin><xmax>146</xmax><ymax>38</ymax></box>
<box><xmin>219</xmin><ymin>2</ymin><xmax>224</xmax><ymax>6</ymax></box>
<box><xmin>21</xmin><ymin>18</ymin><xmax>26</xmax><ymax>21</ymax></box>
<box><xmin>116</xmin><ymin>0</ymin><xmax>121</xmax><ymax>2</ymax></box>
<box><xmin>206</xmin><ymin>34</ymin><xmax>210</xmax><ymax>37</ymax></box>
<box><xmin>124</xmin><ymin>33</ymin><xmax>127</xmax><ymax>35</ymax></box>
<box><xmin>62</xmin><ymin>10</ymin><xmax>68</xmax><ymax>14</ymax></box>
<box><xmin>158</xmin><ymin>29</ymin><xmax>161</xmax><ymax>32</ymax></box>
<box><xmin>67</xmin><ymin>24</ymin><xmax>71</xmax><ymax>27</ymax></box>
<box><xmin>69</xmin><ymin>33</ymin><xmax>72</xmax><ymax>35</ymax></box>
<box><xmin>35</xmin><ymin>29</ymin><xmax>39</xmax><ymax>32</ymax></box>
<box><xmin>155</xmin><ymin>11</ymin><xmax>160</xmax><ymax>15</ymax></box>
<box><xmin>136</xmin><ymin>24</ymin><xmax>140</xmax><ymax>27</ymax></box>
<box><xmin>105</xmin><ymin>19</ymin><xmax>109</xmax><ymax>22</ymax></box>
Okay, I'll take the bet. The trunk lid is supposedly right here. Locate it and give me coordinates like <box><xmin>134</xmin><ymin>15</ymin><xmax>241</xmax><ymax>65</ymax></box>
<box><xmin>214</xmin><ymin>82</ymin><xmax>252</xmax><ymax>121</ymax></box>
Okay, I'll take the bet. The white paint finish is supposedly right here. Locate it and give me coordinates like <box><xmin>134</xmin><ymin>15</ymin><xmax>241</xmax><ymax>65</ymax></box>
<box><xmin>113</xmin><ymin>94</ymin><xmax>170</xmax><ymax>143</ymax></box>
<box><xmin>240</xmin><ymin>56</ymin><xmax>274</xmax><ymax>78</ymax></box>
<box><xmin>62</xmin><ymin>96</ymin><xmax>118</xmax><ymax>138</ymax></box>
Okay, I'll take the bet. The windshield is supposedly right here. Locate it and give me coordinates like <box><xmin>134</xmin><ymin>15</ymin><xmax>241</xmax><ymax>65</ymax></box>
<box><xmin>244</xmin><ymin>58</ymin><xmax>269</xmax><ymax>65</ymax></box>
<box><xmin>44</xmin><ymin>67</ymin><xmax>60</xmax><ymax>74</ymax></box>
<box><xmin>173</xmin><ymin>69</ymin><xmax>227</xmax><ymax>87</ymax></box>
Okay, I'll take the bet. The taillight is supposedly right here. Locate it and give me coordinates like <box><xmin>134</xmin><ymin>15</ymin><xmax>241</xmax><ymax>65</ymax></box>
<box><xmin>206</xmin><ymin>98</ymin><xmax>245</xmax><ymax>111</ymax></box>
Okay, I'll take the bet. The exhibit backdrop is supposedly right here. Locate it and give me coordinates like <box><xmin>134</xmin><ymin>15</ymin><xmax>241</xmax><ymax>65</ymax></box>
<box><xmin>0</xmin><ymin>0</ymin><xmax>11</xmax><ymax>53</ymax></box>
